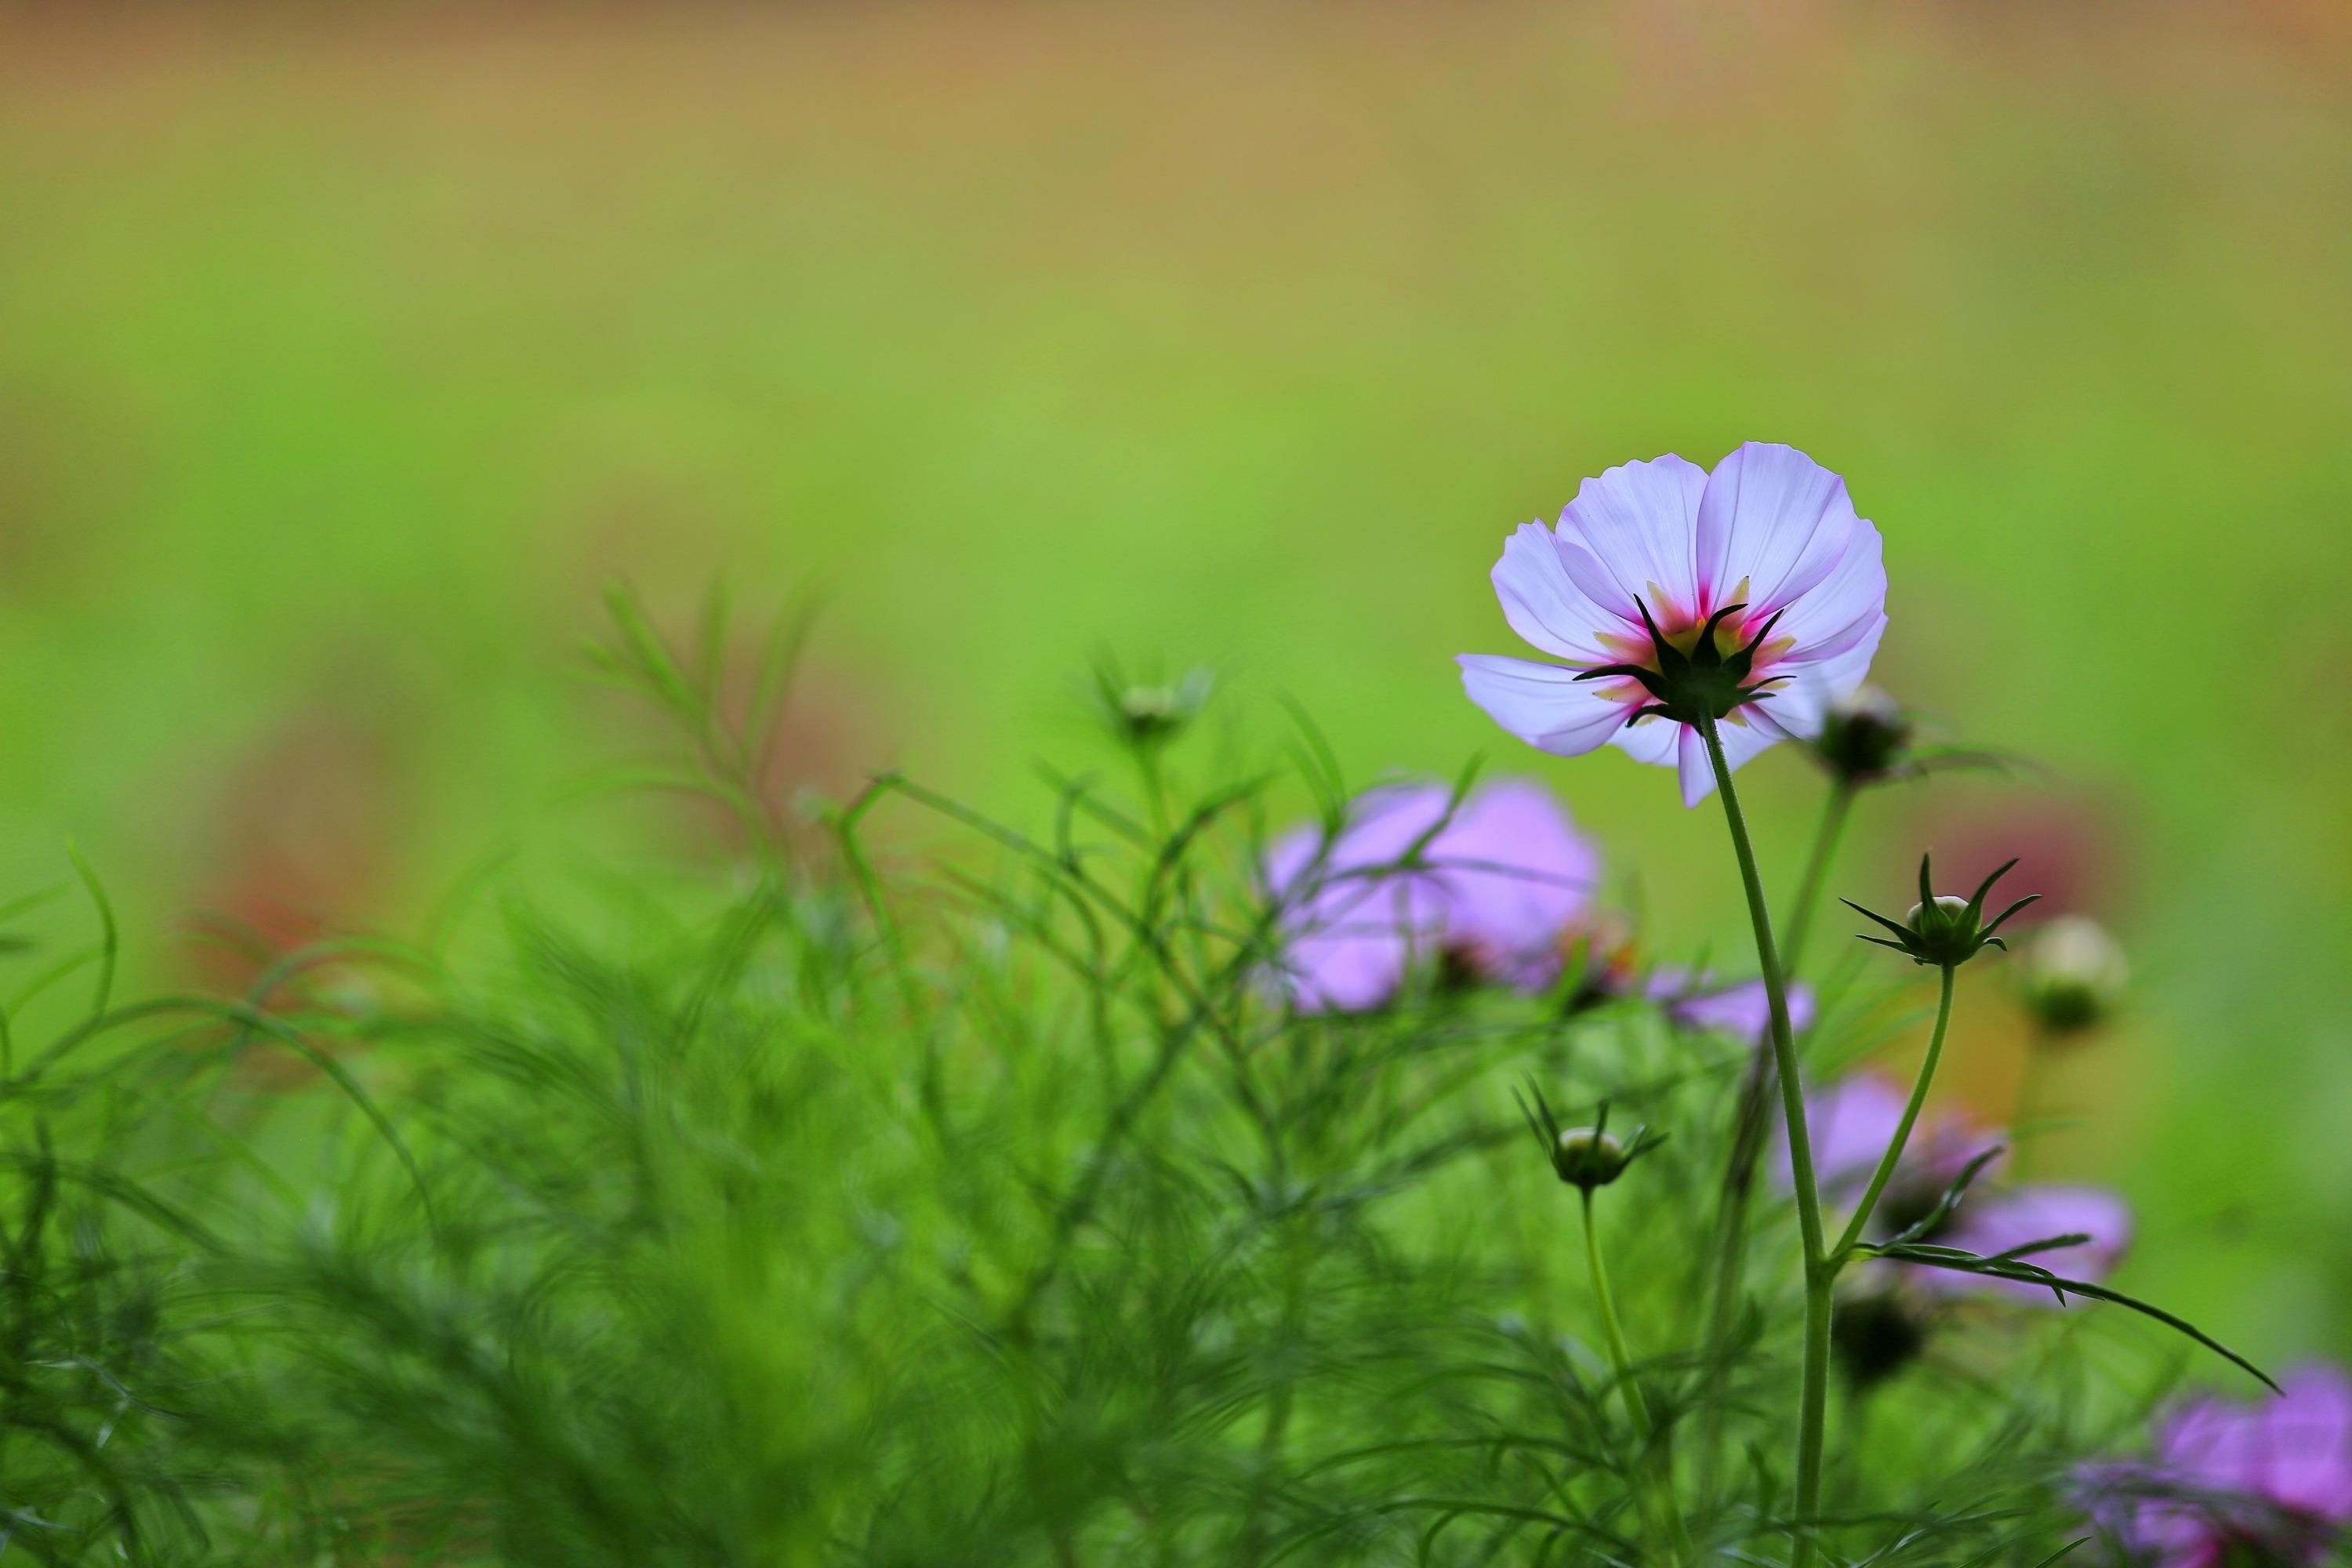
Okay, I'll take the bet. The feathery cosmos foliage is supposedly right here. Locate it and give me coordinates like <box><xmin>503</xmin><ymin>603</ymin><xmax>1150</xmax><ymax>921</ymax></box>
<box><xmin>0</xmin><ymin>573</ymin><xmax>2332</xmax><ymax>1567</ymax></box>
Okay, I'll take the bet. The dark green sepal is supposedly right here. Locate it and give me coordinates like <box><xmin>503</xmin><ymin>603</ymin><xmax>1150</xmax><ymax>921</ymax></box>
<box><xmin>1570</xmin><ymin>597</ymin><xmax>1789</xmax><ymax>728</ymax></box>
<box><xmin>1844</xmin><ymin>853</ymin><xmax>2040</xmax><ymax>968</ymax></box>
<box><xmin>1513</xmin><ymin>1081</ymin><xmax>1666</xmax><ymax>1193</ymax></box>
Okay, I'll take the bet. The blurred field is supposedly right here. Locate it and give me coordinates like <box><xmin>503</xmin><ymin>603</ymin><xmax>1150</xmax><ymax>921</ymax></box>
<box><xmin>5</xmin><ymin>2</ymin><xmax>2352</xmax><ymax>1362</ymax></box>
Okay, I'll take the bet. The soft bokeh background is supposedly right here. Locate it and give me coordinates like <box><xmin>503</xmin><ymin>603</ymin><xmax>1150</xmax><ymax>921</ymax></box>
<box><xmin>5</xmin><ymin>3</ymin><xmax>2350</xmax><ymax>1367</ymax></box>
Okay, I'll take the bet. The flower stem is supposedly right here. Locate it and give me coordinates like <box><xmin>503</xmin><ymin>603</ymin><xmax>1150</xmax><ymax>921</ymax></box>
<box><xmin>1698</xmin><ymin>776</ymin><xmax>1853</xmax><ymax>1501</ymax></box>
<box><xmin>1831</xmin><ymin>964</ymin><xmax>1957</xmax><ymax>1259</ymax></box>
<box><xmin>1695</xmin><ymin>714</ymin><xmax>1830</xmax><ymax>1568</ymax></box>
<box><xmin>1581</xmin><ymin>1188</ymin><xmax>1692</xmax><ymax>1565</ymax></box>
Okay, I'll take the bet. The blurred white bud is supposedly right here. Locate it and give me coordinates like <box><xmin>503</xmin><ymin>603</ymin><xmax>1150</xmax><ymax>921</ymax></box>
<box><xmin>2020</xmin><ymin>915</ymin><xmax>2127</xmax><ymax>1036</ymax></box>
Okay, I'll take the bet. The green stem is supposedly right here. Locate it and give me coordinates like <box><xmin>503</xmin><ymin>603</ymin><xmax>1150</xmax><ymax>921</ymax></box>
<box><xmin>1581</xmin><ymin>1189</ymin><xmax>1692</xmax><ymax>1565</ymax></box>
<box><xmin>1698</xmin><ymin>777</ymin><xmax>1853</xmax><ymax>1498</ymax></box>
<box><xmin>1831</xmin><ymin>964</ymin><xmax>1957</xmax><ymax>1259</ymax></box>
<box><xmin>1696</xmin><ymin>714</ymin><xmax>1829</xmax><ymax>1568</ymax></box>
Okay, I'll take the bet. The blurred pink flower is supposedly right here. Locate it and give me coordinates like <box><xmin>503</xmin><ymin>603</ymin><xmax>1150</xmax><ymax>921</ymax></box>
<box><xmin>1923</xmin><ymin>1183</ymin><xmax>2134</xmax><ymax>1304</ymax></box>
<box><xmin>1776</xmin><ymin>1076</ymin><xmax>2132</xmax><ymax>1302</ymax></box>
<box><xmin>1776</xmin><ymin>1073</ymin><xmax>1994</xmax><ymax>1204</ymax></box>
<box><xmin>1458</xmin><ymin>443</ymin><xmax>1888</xmax><ymax>806</ymax></box>
<box><xmin>1266</xmin><ymin>779</ymin><xmax>1599</xmax><ymax>1012</ymax></box>
<box><xmin>1649</xmin><ymin>968</ymin><xmax>1815</xmax><ymax>1040</ymax></box>
<box><xmin>2080</xmin><ymin>1366</ymin><xmax>2352</xmax><ymax>1566</ymax></box>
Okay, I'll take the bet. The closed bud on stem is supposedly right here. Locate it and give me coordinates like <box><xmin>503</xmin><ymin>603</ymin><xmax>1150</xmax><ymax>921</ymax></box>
<box><xmin>1088</xmin><ymin>662</ymin><xmax>1214</xmax><ymax>750</ymax></box>
<box><xmin>1905</xmin><ymin>894</ymin><xmax>1971</xmax><ymax>928</ymax></box>
<box><xmin>2020</xmin><ymin>915</ymin><xmax>2127</xmax><ymax>1036</ymax></box>
<box><xmin>1812</xmin><ymin>685</ymin><xmax>1915</xmax><ymax>786</ymax></box>
<box><xmin>1845</xmin><ymin>854</ymin><xmax>2040</xmax><ymax>969</ymax></box>
<box><xmin>1554</xmin><ymin>1127</ymin><xmax>1631</xmax><ymax>1191</ymax></box>
<box><xmin>1514</xmin><ymin>1084</ymin><xmax>1666</xmax><ymax>1194</ymax></box>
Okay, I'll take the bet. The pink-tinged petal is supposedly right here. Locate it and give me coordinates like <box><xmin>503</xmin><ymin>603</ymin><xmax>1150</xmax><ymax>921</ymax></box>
<box><xmin>1674</xmin><ymin>712</ymin><xmax>1782</xmax><ymax>807</ymax></box>
<box><xmin>1266</xmin><ymin>814</ymin><xmax>1413</xmax><ymax>1014</ymax></box>
<box><xmin>1429</xmin><ymin>780</ymin><xmax>1600</xmax><ymax>991</ymax></box>
<box><xmin>1267</xmin><ymin>786</ymin><xmax>1457</xmax><ymax>1013</ymax></box>
<box><xmin>1458</xmin><ymin>655</ymin><xmax>1630</xmax><ymax>757</ymax></box>
<box><xmin>2071</xmin><ymin>1461</ymin><xmax>2224</xmax><ymax>1566</ymax></box>
<box><xmin>1775</xmin><ymin>1075</ymin><xmax>2000</xmax><ymax>1204</ymax></box>
<box><xmin>1274</xmin><ymin>927</ymin><xmax>1409</xmax><ymax>1013</ymax></box>
<box><xmin>1764</xmin><ymin>635</ymin><xmax>1882</xmax><ymax>741</ymax></box>
<box><xmin>1676</xmin><ymin>728</ymin><xmax>1711</xmax><ymax>807</ymax></box>
<box><xmin>1317</xmin><ymin>784</ymin><xmax>1457</xmax><ymax>874</ymax></box>
<box><xmin>2157</xmin><ymin>1393</ymin><xmax>2273</xmax><ymax>1507</ymax></box>
<box><xmin>1269</xmin><ymin>782</ymin><xmax>1603</xmax><ymax>1007</ymax></box>
<box><xmin>1778</xmin><ymin>1073</ymin><xmax>1909</xmax><ymax>1196</ymax></box>
<box><xmin>1553</xmin><ymin>456</ymin><xmax>1708</xmax><ymax>619</ymax></box>
<box><xmin>2125</xmin><ymin>1371</ymin><xmax>2352</xmax><ymax>1564</ymax></box>
<box><xmin>2253</xmin><ymin>1366</ymin><xmax>2352</xmax><ymax>1521</ymax></box>
<box><xmin>1607</xmin><ymin>715</ymin><xmax>1680</xmax><ymax>767</ymax></box>
<box><xmin>1490</xmin><ymin>521</ymin><xmax>1621</xmax><ymax>662</ymax></box>
<box><xmin>1929</xmin><ymin>1185</ymin><xmax>2132</xmax><ymax>1305</ymax></box>
<box><xmin>1768</xmin><ymin>521</ymin><xmax>1889</xmax><ymax>668</ymax></box>
<box><xmin>1650</xmin><ymin>969</ymin><xmax>1815</xmax><ymax>1040</ymax></box>
<box><xmin>1693</xmin><ymin>442</ymin><xmax>1861</xmax><ymax>613</ymax></box>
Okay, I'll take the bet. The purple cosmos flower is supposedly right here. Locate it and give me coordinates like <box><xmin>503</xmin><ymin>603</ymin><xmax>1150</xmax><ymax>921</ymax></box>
<box><xmin>1922</xmin><ymin>1183</ymin><xmax>2133</xmax><ymax>1305</ymax></box>
<box><xmin>1777</xmin><ymin>1073</ymin><xmax>1995</xmax><ymax>1203</ymax></box>
<box><xmin>1776</xmin><ymin>1077</ymin><xmax>2131</xmax><ymax>1305</ymax></box>
<box><xmin>1265</xmin><ymin>779</ymin><xmax>1599</xmax><ymax>1012</ymax></box>
<box><xmin>1554</xmin><ymin>911</ymin><xmax>1642</xmax><ymax>1007</ymax></box>
<box><xmin>1458</xmin><ymin>443</ymin><xmax>1889</xmax><ymax>805</ymax></box>
<box><xmin>2080</xmin><ymin>1366</ymin><xmax>2352</xmax><ymax>1566</ymax></box>
<box><xmin>1649</xmin><ymin>967</ymin><xmax>1815</xmax><ymax>1040</ymax></box>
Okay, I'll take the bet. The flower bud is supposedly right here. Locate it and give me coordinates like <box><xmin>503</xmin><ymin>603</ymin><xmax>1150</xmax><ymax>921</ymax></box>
<box><xmin>1515</xmin><ymin>1085</ymin><xmax>1663</xmax><ymax>1192</ymax></box>
<box><xmin>1117</xmin><ymin>685</ymin><xmax>1185</xmax><ymax>742</ymax></box>
<box><xmin>1089</xmin><ymin>663</ymin><xmax>1213</xmax><ymax>748</ymax></box>
<box><xmin>1848</xmin><ymin>855</ymin><xmax>2038</xmax><ymax>969</ymax></box>
<box><xmin>1904</xmin><ymin>895</ymin><xmax>1971</xmax><ymax>930</ymax></box>
<box><xmin>1552</xmin><ymin>1127</ymin><xmax>1632</xmax><ymax>1191</ymax></box>
<box><xmin>1813</xmin><ymin>686</ymin><xmax>1915</xmax><ymax>785</ymax></box>
<box><xmin>2020</xmin><ymin>915</ymin><xmax>2127</xmax><ymax>1036</ymax></box>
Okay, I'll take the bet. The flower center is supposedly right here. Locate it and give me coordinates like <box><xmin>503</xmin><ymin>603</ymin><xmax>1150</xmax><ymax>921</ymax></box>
<box><xmin>1570</xmin><ymin>588</ymin><xmax>1794</xmax><ymax>728</ymax></box>
<box><xmin>1595</xmin><ymin>583</ymin><xmax>1792</xmax><ymax>678</ymax></box>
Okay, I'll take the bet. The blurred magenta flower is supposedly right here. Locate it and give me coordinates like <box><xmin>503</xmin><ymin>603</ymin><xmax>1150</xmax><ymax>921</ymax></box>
<box><xmin>1265</xmin><ymin>779</ymin><xmax>1599</xmax><ymax>1012</ymax></box>
<box><xmin>1553</xmin><ymin>910</ymin><xmax>1642</xmax><ymax>1008</ymax></box>
<box><xmin>1458</xmin><ymin>443</ymin><xmax>1888</xmax><ymax>805</ymax></box>
<box><xmin>2080</xmin><ymin>1366</ymin><xmax>2352</xmax><ymax>1566</ymax></box>
<box><xmin>1924</xmin><ymin>1183</ymin><xmax>2134</xmax><ymax>1303</ymax></box>
<box><xmin>1776</xmin><ymin>1076</ymin><xmax>2132</xmax><ymax>1297</ymax></box>
<box><xmin>1777</xmin><ymin>1073</ymin><xmax>1993</xmax><ymax>1203</ymax></box>
<box><xmin>1650</xmin><ymin>968</ymin><xmax>1816</xmax><ymax>1040</ymax></box>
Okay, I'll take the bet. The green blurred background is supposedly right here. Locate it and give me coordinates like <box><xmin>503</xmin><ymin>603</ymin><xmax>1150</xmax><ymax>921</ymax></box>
<box><xmin>4</xmin><ymin>3</ymin><xmax>2349</xmax><ymax>1366</ymax></box>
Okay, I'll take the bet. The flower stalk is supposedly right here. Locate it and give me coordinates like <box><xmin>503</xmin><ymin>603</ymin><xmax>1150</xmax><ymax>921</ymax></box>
<box><xmin>1831</xmin><ymin>962</ymin><xmax>1956</xmax><ymax>1259</ymax></box>
<box><xmin>1581</xmin><ymin>1185</ymin><xmax>1693</xmax><ymax>1565</ymax></box>
<box><xmin>1694</xmin><ymin>712</ymin><xmax>1831</xmax><ymax>1567</ymax></box>
<box><xmin>1517</xmin><ymin>1091</ymin><xmax>1688</xmax><ymax>1559</ymax></box>
<box><xmin>1697</xmin><ymin>775</ymin><xmax>1852</xmax><ymax>1501</ymax></box>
